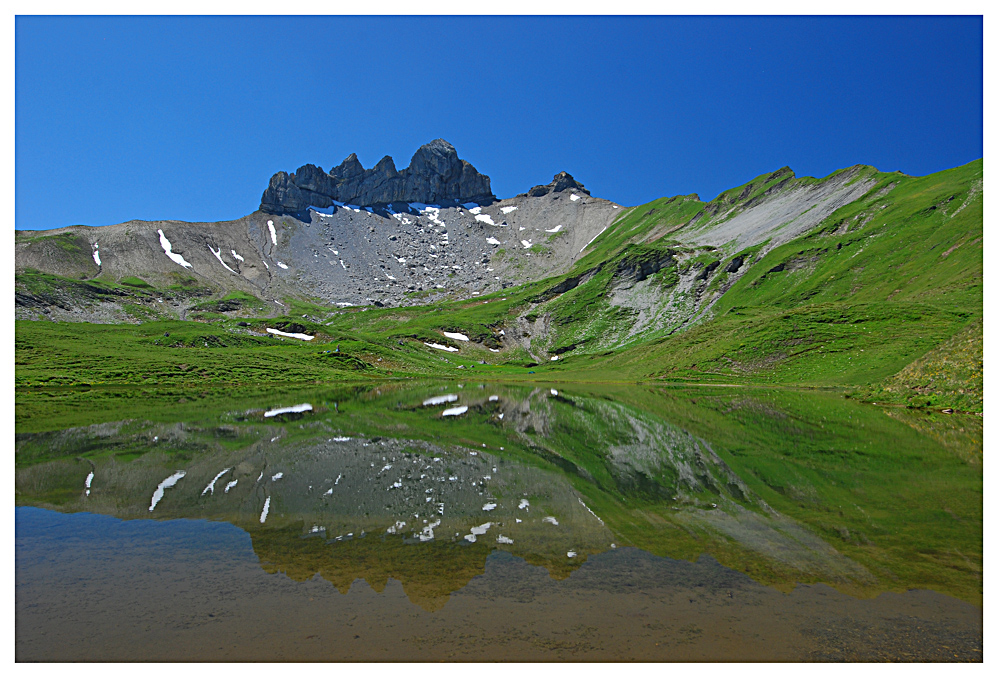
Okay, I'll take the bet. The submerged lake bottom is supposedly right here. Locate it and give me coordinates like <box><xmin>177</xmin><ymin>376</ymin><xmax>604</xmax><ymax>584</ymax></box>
<box><xmin>16</xmin><ymin>507</ymin><xmax>981</xmax><ymax>662</ymax></box>
<box><xmin>15</xmin><ymin>382</ymin><xmax>983</xmax><ymax>661</ymax></box>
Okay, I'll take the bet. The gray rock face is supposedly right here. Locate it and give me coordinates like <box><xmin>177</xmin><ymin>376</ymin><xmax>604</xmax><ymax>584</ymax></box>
<box><xmin>524</xmin><ymin>171</ymin><xmax>591</xmax><ymax>198</ymax></box>
<box><xmin>261</xmin><ymin>139</ymin><xmax>495</xmax><ymax>214</ymax></box>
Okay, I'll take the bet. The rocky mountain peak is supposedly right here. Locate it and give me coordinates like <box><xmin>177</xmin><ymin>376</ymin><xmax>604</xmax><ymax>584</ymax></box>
<box><xmin>260</xmin><ymin>139</ymin><xmax>495</xmax><ymax>214</ymax></box>
<box><xmin>524</xmin><ymin>171</ymin><xmax>591</xmax><ymax>198</ymax></box>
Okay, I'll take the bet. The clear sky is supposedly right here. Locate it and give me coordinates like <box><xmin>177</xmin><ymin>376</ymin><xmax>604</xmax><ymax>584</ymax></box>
<box><xmin>15</xmin><ymin>15</ymin><xmax>983</xmax><ymax>231</ymax></box>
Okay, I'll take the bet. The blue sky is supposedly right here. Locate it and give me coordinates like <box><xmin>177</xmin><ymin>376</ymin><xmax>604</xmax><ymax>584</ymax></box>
<box><xmin>15</xmin><ymin>15</ymin><xmax>983</xmax><ymax>230</ymax></box>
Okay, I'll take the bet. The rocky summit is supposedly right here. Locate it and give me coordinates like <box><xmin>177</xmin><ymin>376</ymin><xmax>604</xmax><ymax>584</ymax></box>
<box><xmin>260</xmin><ymin>139</ymin><xmax>495</xmax><ymax>214</ymax></box>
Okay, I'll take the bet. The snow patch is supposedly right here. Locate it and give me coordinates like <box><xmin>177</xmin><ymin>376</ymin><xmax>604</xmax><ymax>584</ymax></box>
<box><xmin>496</xmin><ymin>535</ymin><xmax>514</xmax><ymax>544</ymax></box>
<box><xmin>489</xmin><ymin>395</ymin><xmax>499</xmax><ymax>402</ymax></box>
<box><xmin>482</xmin><ymin>502</ymin><xmax>497</xmax><ymax>511</ymax></box>
<box><xmin>570</xmin><ymin>193</ymin><xmax>581</xmax><ymax>202</ymax></box>
<box><xmin>475</xmin><ymin>214</ymin><xmax>495</xmax><ymax>225</ymax></box>
<box><xmin>85</xmin><ymin>471</ymin><xmax>94</xmax><ymax>497</ymax></box>
<box><xmin>276</xmin><ymin>261</ymin><xmax>288</xmax><ymax>269</ymax></box>
<box><xmin>224</xmin><ymin>480</ymin><xmax>238</xmax><ymax>493</ymax></box>
<box><xmin>266</xmin><ymin>328</ymin><xmax>314</xmax><ymax>341</ymax></box>
<box><xmin>545</xmin><ymin>224</ymin><xmax>564</xmax><ymax>233</ymax></box>
<box><xmin>441</xmin><ymin>405</ymin><xmax>468</xmax><ymax>417</ymax></box>
<box><xmin>91</xmin><ymin>244</ymin><xmax>101</xmax><ymax>266</ymax></box>
<box><xmin>518</xmin><ymin>499</ymin><xmax>530</xmax><ymax>510</ymax></box>
<box><xmin>231</xmin><ymin>250</ymin><xmax>244</xmax><ymax>262</ymax></box>
<box><xmin>543</xmin><ymin>516</ymin><xmax>559</xmax><ymax>525</ymax></box>
<box><xmin>157</xmin><ymin>230</ymin><xmax>193</xmax><ymax>269</ymax></box>
<box><xmin>260</xmin><ymin>496</ymin><xmax>271</xmax><ymax>523</ymax></box>
<box><xmin>443</xmin><ymin>331</ymin><xmax>470</xmax><ymax>342</ymax></box>
<box><xmin>486</xmin><ymin>237</ymin><xmax>501</xmax><ymax>245</ymax></box>
<box><xmin>268</xmin><ymin>220</ymin><xmax>277</xmax><ymax>245</ymax></box>
<box><xmin>271</xmin><ymin>472</ymin><xmax>284</xmax><ymax>481</ymax></box>
<box><xmin>581</xmin><ymin>225</ymin><xmax>609</xmax><ymax>252</ymax></box>
<box><xmin>208</xmin><ymin>245</ymin><xmax>238</xmax><ymax>274</ymax></box>
<box><xmin>520</xmin><ymin>240</ymin><xmax>532</xmax><ymax>248</ymax></box>
<box><xmin>501</xmin><ymin>206</ymin><xmax>518</xmax><ymax>214</ymax></box>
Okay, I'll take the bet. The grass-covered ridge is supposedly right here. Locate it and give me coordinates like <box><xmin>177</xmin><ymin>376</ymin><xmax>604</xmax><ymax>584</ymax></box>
<box><xmin>15</xmin><ymin>159</ymin><xmax>983</xmax><ymax>413</ymax></box>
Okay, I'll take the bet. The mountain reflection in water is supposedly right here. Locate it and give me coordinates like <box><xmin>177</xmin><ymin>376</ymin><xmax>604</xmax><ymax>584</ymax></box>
<box><xmin>15</xmin><ymin>382</ymin><xmax>982</xmax><ymax>659</ymax></box>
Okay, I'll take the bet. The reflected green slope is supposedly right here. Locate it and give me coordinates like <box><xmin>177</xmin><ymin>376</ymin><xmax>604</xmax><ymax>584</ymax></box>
<box><xmin>15</xmin><ymin>382</ymin><xmax>982</xmax><ymax>607</ymax></box>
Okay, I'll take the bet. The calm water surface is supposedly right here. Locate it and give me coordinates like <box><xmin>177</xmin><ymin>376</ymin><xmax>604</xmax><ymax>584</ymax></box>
<box><xmin>15</xmin><ymin>383</ymin><xmax>983</xmax><ymax>661</ymax></box>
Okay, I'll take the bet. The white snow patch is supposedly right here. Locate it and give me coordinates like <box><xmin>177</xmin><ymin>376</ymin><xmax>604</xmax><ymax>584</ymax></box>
<box><xmin>581</xmin><ymin>225</ymin><xmax>609</xmax><ymax>252</ymax></box>
<box><xmin>201</xmin><ymin>468</ymin><xmax>231</xmax><ymax>496</ymax></box>
<box><xmin>489</xmin><ymin>348</ymin><xmax>500</xmax><ymax>353</ymax></box>
<box><xmin>339</xmin><ymin>259</ymin><xmax>347</xmax><ymax>270</ymax></box>
<box><xmin>423</xmin><ymin>394</ymin><xmax>459</xmax><ymax>406</ymax></box>
<box><xmin>333</xmin><ymin>437</ymin><xmax>351</xmax><ymax>442</ymax></box>
<box><xmin>489</xmin><ymin>395</ymin><xmax>499</xmax><ymax>402</ymax></box>
<box><xmin>482</xmin><ymin>502</ymin><xmax>497</xmax><ymax>511</ymax></box>
<box><xmin>467</xmin><ymin>206</ymin><xmax>482</xmax><ymax>214</ymax></box>
<box><xmin>231</xmin><ymin>250</ymin><xmax>244</xmax><ymax>262</ymax></box>
<box><xmin>208</xmin><ymin>245</ymin><xmax>238</xmax><ymax>274</ymax></box>
<box><xmin>271</xmin><ymin>472</ymin><xmax>284</xmax><ymax>481</ymax></box>
<box><xmin>424</xmin><ymin>342</ymin><xmax>459</xmax><ymax>352</ymax></box>
<box><xmin>550</xmin><ymin>389</ymin><xmax>559</xmax><ymax>396</ymax></box>
<box><xmin>335</xmin><ymin>473</ymin><xmax>343</xmax><ymax>484</ymax></box>
<box><xmin>475</xmin><ymin>214</ymin><xmax>495</xmax><ymax>226</ymax></box>
<box><xmin>501</xmin><ymin>206</ymin><xmax>518</xmax><ymax>214</ymax></box>
<box><xmin>263</xmin><ymin>261</ymin><xmax>269</xmax><ymax>269</ymax></box>
<box><xmin>496</xmin><ymin>535</ymin><xmax>514</xmax><ymax>544</ymax></box>
<box><xmin>545</xmin><ymin>224</ymin><xmax>564</xmax><ymax>233</ymax></box>
<box><xmin>386</xmin><ymin>520</ymin><xmax>406</xmax><ymax>534</ymax></box>
<box><xmin>266</xmin><ymin>328</ymin><xmax>314</xmax><ymax>341</ymax></box>
<box><xmin>91</xmin><ymin>244</ymin><xmax>101</xmax><ymax>266</ymax></box>
<box><xmin>441</xmin><ymin>405</ymin><xmax>469</xmax><ymax>417</ymax></box>
<box><xmin>498</xmin><ymin>413</ymin><xmax>504</xmax><ymax>420</ymax></box>
<box><xmin>149</xmin><ymin>471</ymin><xmax>186</xmax><ymax>511</ymax></box>
<box><xmin>518</xmin><ymin>499</ymin><xmax>530</xmax><ymax>510</ymax></box>
<box><xmin>443</xmin><ymin>332</ymin><xmax>470</xmax><ymax>342</ymax></box>
<box><xmin>567</xmin><ymin>550</ymin><xmax>577</xmax><ymax>558</ymax></box>
<box><xmin>268</xmin><ymin>220</ymin><xmax>277</xmax><ymax>245</ymax></box>
<box><xmin>264</xmin><ymin>403</ymin><xmax>313</xmax><ymax>417</ymax></box>
<box><xmin>260</xmin><ymin>496</ymin><xmax>271</xmax><ymax>523</ymax></box>
<box><xmin>570</xmin><ymin>193</ymin><xmax>581</xmax><ymax>201</ymax></box>
<box><xmin>224</xmin><ymin>480</ymin><xmax>238</xmax><ymax>493</ymax></box>
<box><xmin>85</xmin><ymin>471</ymin><xmax>94</xmax><ymax>496</ymax></box>
<box><xmin>157</xmin><ymin>230</ymin><xmax>193</xmax><ymax>269</ymax></box>
<box><xmin>520</xmin><ymin>240</ymin><xmax>532</xmax><ymax>248</ymax></box>
<box><xmin>543</xmin><ymin>516</ymin><xmax>559</xmax><ymax>525</ymax></box>
<box><xmin>276</xmin><ymin>261</ymin><xmax>288</xmax><ymax>269</ymax></box>
<box><xmin>486</xmin><ymin>237</ymin><xmax>501</xmax><ymax>245</ymax></box>
<box><xmin>550</xmin><ymin>356</ymin><xmax>559</xmax><ymax>361</ymax></box>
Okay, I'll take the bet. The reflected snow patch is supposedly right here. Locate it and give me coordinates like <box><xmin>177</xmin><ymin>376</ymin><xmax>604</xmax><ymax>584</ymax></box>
<box><xmin>149</xmin><ymin>471</ymin><xmax>186</xmax><ymax>511</ymax></box>
<box><xmin>264</xmin><ymin>403</ymin><xmax>313</xmax><ymax>417</ymax></box>
<box><xmin>424</xmin><ymin>342</ymin><xmax>458</xmax><ymax>352</ymax></box>
<box><xmin>423</xmin><ymin>394</ymin><xmax>459</xmax><ymax>406</ymax></box>
<box><xmin>201</xmin><ymin>468</ymin><xmax>231</xmax><ymax>496</ymax></box>
<box><xmin>497</xmin><ymin>535</ymin><xmax>514</xmax><ymax>544</ymax></box>
<box><xmin>482</xmin><ymin>502</ymin><xmax>497</xmax><ymax>511</ymax></box>
<box><xmin>543</xmin><ymin>516</ymin><xmax>559</xmax><ymax>525</ymax></box>
<box><xmin>260</xmin><ymin>496</ymin><xmax>271</xmax><ymax>523</ymax></box>
<box><xmin>224</xmin><ymin>480</ymin><xmax>238</xmax><ymax>493</ymax></box>
<box><xmin>85</xmin><ymin>471</ymin><xmax>94</xmax><ymax>497</ymax></box>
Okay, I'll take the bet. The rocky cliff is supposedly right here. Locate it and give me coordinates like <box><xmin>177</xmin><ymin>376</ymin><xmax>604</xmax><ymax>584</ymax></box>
<box><xmin>260</xmin><ymin>139</ymin><xmax>495</xmax><ymax>214</ymax></box>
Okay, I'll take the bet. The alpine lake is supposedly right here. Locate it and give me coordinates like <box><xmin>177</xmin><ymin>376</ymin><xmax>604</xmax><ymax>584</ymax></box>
<box><xmin>14</xmin><ymin>381</ymin><xmax>983</xmax><ymax>662</ymax></box>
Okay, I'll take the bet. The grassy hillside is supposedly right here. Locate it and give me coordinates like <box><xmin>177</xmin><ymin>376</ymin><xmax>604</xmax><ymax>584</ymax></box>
<box><xmin>15</xmin><ymin>159</ymin><xmax>983</xmax><ymax>411</ymax></box>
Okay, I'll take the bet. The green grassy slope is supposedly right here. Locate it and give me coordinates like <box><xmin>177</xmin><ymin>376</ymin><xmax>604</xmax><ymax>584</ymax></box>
<box><xmin>15</xmin><ymin>159</ymin><xmax>983</xmax><ymax>410</ymax></box>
